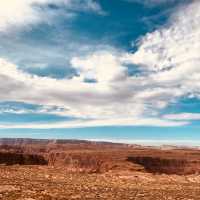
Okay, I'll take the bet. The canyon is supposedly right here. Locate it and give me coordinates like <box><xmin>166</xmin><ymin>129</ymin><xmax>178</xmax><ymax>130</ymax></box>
<box><xmin>0</xmin><ymin>138</ymin><xmax>200</xmax><ymax>199</ymax></box>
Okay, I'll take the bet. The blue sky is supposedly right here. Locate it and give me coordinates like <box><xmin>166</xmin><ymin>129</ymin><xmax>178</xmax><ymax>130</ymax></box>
<box><xmin>0</xmin><ymin>0</ymin><xmax>200</xmax><ymax>145</ymax></box>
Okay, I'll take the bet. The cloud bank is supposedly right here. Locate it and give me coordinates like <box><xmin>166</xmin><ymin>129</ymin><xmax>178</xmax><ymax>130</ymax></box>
<box><xmin>0</xmin><ymin>0</ymin><xmax>199</xmax><ymax>128</ymax></box>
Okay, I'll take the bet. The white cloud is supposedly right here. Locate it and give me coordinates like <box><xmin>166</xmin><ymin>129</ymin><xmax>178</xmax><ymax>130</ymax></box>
<box><xmin>0</xmin><ymin>57</ymin><xmax>145</xmax><ymax>120</ymax></box>
<box><xmin>0</xmin><ymin>117</ymin><xmax>188</xmax><ymax>129</ymax></box>
<box><xmin>0</xmin><ymin>102</ymin><xmax>66</xmax><ymax>115</ymax></box>
<box><xmin>0</xmin><ymin>0</ymin><xmax>104</xmax><ymax>32</ymax></box>
<box><xmin>71</xmin><ymin>51</ymin><xmax>126</xmax><ymax>82</ymax></box>
<box><xmin>123</xmin><ymin>0</ymin><xmax>200</xmax><ymax>104</ymax></box>
<box><xmin>164</xmin><ymin>113</ymin><xmax>200</xmax><ymax>121</ymax></box>
<box><xmin>0</xmin><ymin>54</ymin><xmax>192</xmax><ymax>128</ymax></box>
<box><xmin>126</xmin><ymin>0</ymin><xmax>179</xmax><ymax>6</ymax></box>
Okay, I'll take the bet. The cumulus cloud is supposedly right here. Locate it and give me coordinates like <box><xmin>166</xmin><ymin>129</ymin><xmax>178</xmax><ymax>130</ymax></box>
<box><xmin>129</xmin><ymin>1</ymin><xmax>200</xmax><ymax>72</ymax></box>
<box><xmin>123</xmin><ymin>0</ymin><xmax>200</xmax><ymax>104</ymax></box>
<box><xmin>71</xmin><ymin>51</ymin><xmax>127</xmax><ymax>82</ymax></box>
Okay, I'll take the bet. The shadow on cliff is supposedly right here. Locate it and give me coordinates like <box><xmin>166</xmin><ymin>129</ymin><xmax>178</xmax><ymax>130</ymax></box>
<box><xmin>126</xmin><ymin>156</ymin><xmax>189</xmax><ymax>175</ymax></box>
<box><xmin>0</xmin><ymin>152</ymin><xmax>48</xmax><ymax>165</ymax></box>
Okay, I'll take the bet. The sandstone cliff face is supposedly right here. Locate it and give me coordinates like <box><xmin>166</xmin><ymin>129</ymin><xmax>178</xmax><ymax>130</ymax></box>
<box><xmin>48</xmin><ymin>152</ymin><xmax>106</xmax><ymax>173</ymax></box>
<box><xmin>1</xmin><ymin>138</ymin><xmax>200</xmax><ymax>175</ymax></box>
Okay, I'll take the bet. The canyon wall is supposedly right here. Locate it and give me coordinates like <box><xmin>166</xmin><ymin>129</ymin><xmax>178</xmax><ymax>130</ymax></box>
<box><xmin>0</xmin><ymin>138</ymin><xmax>200</xmax><ymax>175</ymax></box>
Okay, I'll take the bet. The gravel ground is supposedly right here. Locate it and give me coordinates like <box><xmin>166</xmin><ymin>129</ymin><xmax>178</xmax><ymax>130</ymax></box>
<box><xmin>0</xmin><ymin>165</ymin><xmax>200</xmax><ymax>200</ymax></box>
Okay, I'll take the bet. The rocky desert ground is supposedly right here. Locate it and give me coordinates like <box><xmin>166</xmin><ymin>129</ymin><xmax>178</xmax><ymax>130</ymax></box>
<box><xmin>0</xmin><ymin>138</ymin><xmax>200</xmax><ymax>200</ymax></box>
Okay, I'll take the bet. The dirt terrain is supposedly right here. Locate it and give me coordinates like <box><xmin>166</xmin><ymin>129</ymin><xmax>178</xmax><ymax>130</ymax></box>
<box><xmin>0</xmin><ymin>138</ymin><xmax>200</xmax><ymax>199</ymax></box>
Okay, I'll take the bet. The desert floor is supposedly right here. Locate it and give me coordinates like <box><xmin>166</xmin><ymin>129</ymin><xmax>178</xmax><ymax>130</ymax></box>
<box><xmin>1</xmin><ymin>165</ymin><xmax>200</xmax><ymax>200</ymax></box>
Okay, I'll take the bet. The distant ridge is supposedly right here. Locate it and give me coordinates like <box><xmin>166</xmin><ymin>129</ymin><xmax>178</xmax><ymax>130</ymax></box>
<box><xmin>0</xmin><ymin>138</ymin><xmax>133</xmax><ymax>147</ymax></box>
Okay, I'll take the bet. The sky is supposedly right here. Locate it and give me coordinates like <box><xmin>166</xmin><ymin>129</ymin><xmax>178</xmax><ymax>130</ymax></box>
<box><xmin>0</xmin><ymin>0</ymin><xmax>200</xmax><ymax>145</ymax></box>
